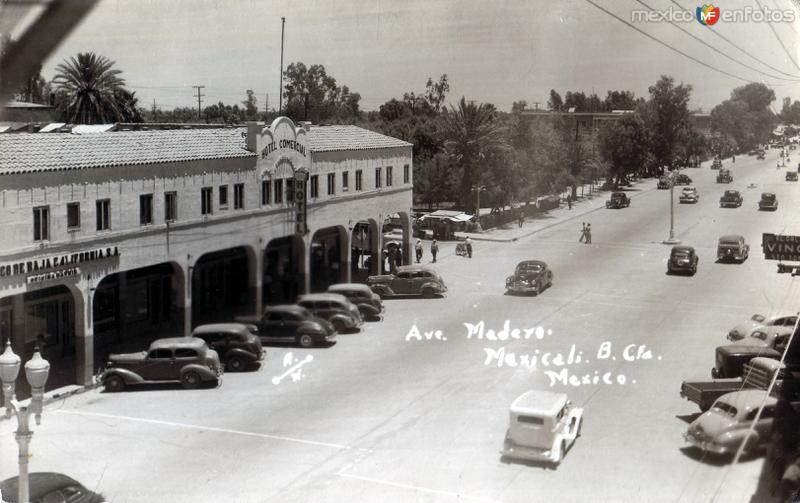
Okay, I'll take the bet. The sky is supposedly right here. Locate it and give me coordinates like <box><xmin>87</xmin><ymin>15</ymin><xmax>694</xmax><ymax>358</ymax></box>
<box><xmin>25</xmin><ymin>0</ymin><xmax>800</xmax><ymax>114</ymax></box>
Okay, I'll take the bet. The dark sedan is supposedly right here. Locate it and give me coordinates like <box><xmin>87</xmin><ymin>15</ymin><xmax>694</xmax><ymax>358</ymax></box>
<box><xmin>505</xmin><ymin>260</ymin><xmax>553</xmax><ymax>295</ymax></box>
<box><xmin>328</xmin><ymin>283</ymin><xmax>385</xmax><ymax>321</ymax></box>
<box><xmin>667</xmin><ymin>246</ymin><xmax>698</xmax><ymax>275</ymax></box>
<box><xmin>237</xmin><ymin>305</ymin><xmax>336</xmax><ymax>348</ymax></box>
<box><xmin>1</xmin><ymin>473</ymin><xmax>104</xmax><ymax>503</ymax></box>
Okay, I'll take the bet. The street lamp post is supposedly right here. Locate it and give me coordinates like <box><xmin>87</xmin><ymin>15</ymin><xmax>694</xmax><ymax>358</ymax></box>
<box><xmin>473</xmin><ymin>184</ymin><xmax>486</xmax><ymax>233</ymax></box>
<box><xmin>663</xmin><ymin>171</ymin><xmax>681</xmax><ymax>245</ymax></box>
<box><xmin>0</xmin><ymin>341</ymin><xmax>50</xmax><ymax>503</ymax></box>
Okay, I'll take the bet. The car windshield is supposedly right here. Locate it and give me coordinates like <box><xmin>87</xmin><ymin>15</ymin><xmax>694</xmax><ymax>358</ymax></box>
<box><xmin>672</xmin><ymin>252</ymin><xmax>689</xmax><ymax>259</ymax></box>
<box><xmin>725</xmin><ymin>191</ymin><xmax>737</xmax><ymax>197</ymax></box>
<box><xmin>711</xmin><ymin>402</ymin><xmax>738</xmax><ymax>417</ymax></box>
<box><xmin>752</xmin><ymin>314</ymin><xmax>766</xmax><ymax>322</ymax></box>
<box><xmin>750</xmin><ymin>331</ymin><xmax>768</xmax><ymax>341</ymax></box>
<box><xmin>720</xmin><ymin>239</ymin><xmax>739</xmax><ymax>246</ymax></box>
<box><xmin>517</xmin><ymin>263</ymin><xmax>543</xmax><ymax>273</ymax></box>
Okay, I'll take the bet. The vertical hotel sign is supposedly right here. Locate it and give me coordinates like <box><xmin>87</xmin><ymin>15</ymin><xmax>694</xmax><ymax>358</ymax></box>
<box><xmin>250</xmin><ymin>117</ymin><xmax>310</xmax><ymax>235</ymax></box>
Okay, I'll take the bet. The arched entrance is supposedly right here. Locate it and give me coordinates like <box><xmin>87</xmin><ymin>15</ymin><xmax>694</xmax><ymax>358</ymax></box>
<box><xmin>93</xmin><ymin>262</ymin><xmax>180</xmax><ymax>367</ymax></box>
<box><xmin>191</xmin><ymin>247</ymin><xmax>250</xmax><ymax>327</ymax></box>
<box><xmin>264</xmin><ymin>235</ymin><xmax>305</xmax><ymax>305</ymax></box>
<box><xmin>310</xmin><ymin>226</ymin><xmax>348</xmax><ymax>292</ymax></box>
<box><xmin>351</xmin><ymin>219</ymin><xmax>380</xmax><ymax>282</ymax></box>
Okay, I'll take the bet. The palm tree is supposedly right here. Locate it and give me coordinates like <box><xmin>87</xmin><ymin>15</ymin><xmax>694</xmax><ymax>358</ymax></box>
<box><xmin>53</xmin><ymin>52</ymin><xmax>136</xmax><ymax>124</ymax></box>
<box><xmin>439</xmin><ymin>97</ymin><xmax>507</xmax><ymax>211</ymax></box>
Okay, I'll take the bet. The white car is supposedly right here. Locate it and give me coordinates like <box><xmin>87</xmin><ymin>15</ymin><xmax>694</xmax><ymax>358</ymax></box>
<box><xmin>679</xmin><ymin>187</ymin><xmax>699</xmax><ymax>204</ymax></box>
<box><xmin>728</xmin><ymin>314</ymin><xmax>797</xmax><ymax>341</ymax></box>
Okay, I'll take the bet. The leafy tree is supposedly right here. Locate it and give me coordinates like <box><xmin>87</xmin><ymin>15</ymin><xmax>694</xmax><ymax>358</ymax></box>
<box><xmin>563</xmin><ymin>91</ymin><xmax>587</xmax><ymax>112</ymax></box>
<box><xmin>423</xmin><ymin>74</ymin><xmax>449</xmax><ymax>113</ymax></box>
<box><xmin>242</xmin><ymin>90</ymin><xmax>258</xmax><ymax>119</ymax></box>
<box><xmin>642</xmin><ymin>75</ymin><xmax>693</xmax><ymax>171</ymax></box>
<box><xmin>548</xmin><ymin>90</ymin><xmax>563</xmax><ymax>111</ymax></box>
<box><xmin>282</xmin><ymin>62</ymin><xmax>361</xmax><ymax>123</ymax></box>
<box><xmin>598</xmin><ymin>112</ymin><xmax>650</xmax><ymax>185</ymax></box>
<box><xmin>53</xmin><ymin>52</ymin><xmax>140</xmax><ymax>124</ymax></box>
<box><xmin>780</xmin><ymin>97</ymin><xmax>800</xmax><ymax>124</ymax></box>
<box><xmin>511</xmin><ymin>100</ymin><xmax>528</xmax><ymax>113</ymax></box>
<box><xmin>145</xmin><ymin>106</ymin><xmax>197</xmax><ymax>123</ymax></box>
<box><xmin>440</xmin><ymin>97</ymin><xmax>508</xmax><ymax>211</ymax></box>
<box><xmin>203</xmin><ymin>101</ymin><xmax>245</xmax><ymax>125</ymax></box>
<box><xmin>711</xmin><ymin>83</ymin><xmax>776</xmax><ymax>152</ymax></box>
<box><xmin>604</xmin><ymin>90</ymin><xmax>636</xmax><ymax>111</ymax></box>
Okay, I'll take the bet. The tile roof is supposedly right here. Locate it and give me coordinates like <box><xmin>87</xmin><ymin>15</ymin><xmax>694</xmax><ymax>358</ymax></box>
<box><xmin>306</xmin><ymin>125</ymin><xmax>412</xmax><ymax>152</ymax></box>
<box><xmin>0</xmin><ymin>128</ymin><xmax>253</xmax><ymax>175</ymax></box>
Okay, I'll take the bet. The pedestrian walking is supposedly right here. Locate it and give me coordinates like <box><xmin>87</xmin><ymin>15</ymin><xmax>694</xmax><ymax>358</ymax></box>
<box><xmin>518</xmin><ymin>210</ymin><xmax>524</xmax><ymax>228</ymax></box>
<box><xmin>567</xmin><ymin>194</ymin><xmax>572</xmax><ymax>210</ymax></box>
<box><xmin>579</xmin><ymin>222</ymin><xmax>587</xmax><ymax>243</ymax></box>
<box><xmin>465</xmin><ymin>236</ymin><xmax>473</xmax><ymax>258</ymax></box>
<box><xmin>585</xmin><ymin>223</ymin><xmax>592</xmax><ymax>244</ymax></box>
<box><xmin>415</xmin><ymin>239</ymin><xmax>423</xmax><ymax>263</ymax></box>
<box><xmin>430</xmin><ymin>239</ymin><xmax>439</xmax><ymax>263</ymax></box>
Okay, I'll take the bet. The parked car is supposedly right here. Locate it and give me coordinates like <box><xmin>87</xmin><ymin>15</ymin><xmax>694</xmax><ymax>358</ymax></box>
<box><xmin>667</xmin><ymin>245</ymin><xmax>698</xmax><ymax>275</ymax></box>
<box><xmin>728</xmin><ymin>313</ymin><xmax>798</xmax><ymax>341</ymax></box>
<box><xmin>684</xmin><ymin>390</ymin><xmax>777</xmax><ymax>456</ymax></box>
<box><xmin>296</xmin><ymin>293</ymin><xmax>363</xmax><ymax>333</ymax></box>
<box><xmin>102</xmin><ymin>337</ymin><xmax>222</xmax><ymax>391</ymax></box>
<box><xmin>0</xmin><ymin>472</ymin><xmax>105</xmax><ymax>503</ymax></box>
<box><xmin>657</xmin><ymin>176</ymin><xmax>671</xmax><ymax>189</ymax></box>
<box><xmin>680</xmin><ymin>357</ymin><xmax>783</xmax><ymax>411</ymax></box>
<box><xmin>675</xmin><ymin>173</ymin><xmax>693</xmax><ymax>185</ymax></box>
<box><xmin>713</xmin><ymin>327</ymin><xmax>794</xmax><ymax>378</ymax></box>
<box><xmin>719</xmin><ymin>190</ymin><xmax>743</xmax><ymax>208</ymax></box>
<box><xmin>190</xmin><ymin>323</ymin><xmax>264</xmax><ymax>372</ymax></box>
<box><xmin>717</xmin><ymin>234</ymin><xmax>750</xmax><ymax>263</ymax></box>
<box><xmin>237</xmin><ymin>305</ymin><xmax>336</xmax><ymax>348</ymax></box>
<box><xmin>367</xmin><ymin>265</ymin><xmax>447</xmax><ymax>298</ymax></box>
<box><xmin>327</xmin><ymin>283</ymin><xmax>384</xmax><ymax>321</ymax></box>
<box><xmin>787</xmin><ymin>171</ymin><xmax>798</xmax><ymax>181</ymax></box>
<box><xmin>500</xmin><ymin>390</ymin><xmax>583</xmax><ymax>465</ymax></box>
<box><xmin>716</xmin><ymin>169</ymin><xmax>733</xmax><ymax>183</ymax></box>
<box><xmin>711</xmin><ymin>159</ymin><xmax>723</xmax><ymax>169</ymax></box>
<box><xmin>679</xmin><ymin>187</ymin><xmax>699</xmax><ymax>204</ymax></box>
<box><xmin>758</xmin><ymin>192</ymin><xmax>778</xmax><ymax>211</ymax></box>
<box><xmin>505</xmin><ymin>260</ymin><xmax>553</xmax><ymax>295</ymax></box>
<box><xmin>756</xmin><ymin>152</ymin><xmax>766</xmax><ymax>160</ymax></box>
<box><xmin>605</xmin><ymin>191</ymin><xmax>631</xmax><ymax>209</ymax></box>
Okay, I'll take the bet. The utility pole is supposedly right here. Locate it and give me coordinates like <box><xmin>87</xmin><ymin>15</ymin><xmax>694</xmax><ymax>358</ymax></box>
<box><xmin>192</xmin><ymin>85</ymin><xmax>205</xmax><ymax>120</ymax></box>
<box><xmin>265</xmin><ymin>93</ymin><xmax>269</xmax><ymax>114</ymax></box>
<box><xmin>151</xmin><ymin>98</ymin><xmax>156</xmax><ymax>116</ymax></box>
<box><xmin>533</xmin><ymin>102</ymin><xmax>541</xmax><ymax>111</ymax></box>
<box><xmin>279</xmin><ymin>17</ymin><xmax>285</xmax><ymax>115</ymax></box>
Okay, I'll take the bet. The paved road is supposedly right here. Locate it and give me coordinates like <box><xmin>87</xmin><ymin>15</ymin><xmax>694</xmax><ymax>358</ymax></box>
<box><xmin>2</xmin><ymin>150</ymin><xmax>798</xmax><ymax>503</ymax></box>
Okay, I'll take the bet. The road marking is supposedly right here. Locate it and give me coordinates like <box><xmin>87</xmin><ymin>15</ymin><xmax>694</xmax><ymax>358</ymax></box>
<box><xmin>336</xmin><ymin>471</ymin><xmax>506</xmax><ymax>503</ymax></box>
<box><xmin>55</xmin><ymin>409</ymin><xmax>371</xmax><ymax>452</ymax></box>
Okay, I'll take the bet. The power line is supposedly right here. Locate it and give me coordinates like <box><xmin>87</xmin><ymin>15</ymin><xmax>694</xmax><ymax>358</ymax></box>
<box><xmin>635</xmin><ymin>0</ymin><xmax>800</xmax><ymax>82</ymax></box>
<box><xmin>582</xmin><ymin>0</ymin><xmax>755</xmax><ymax>83</ymax></box>
<box><xmin>669</xmin><ymin>0</ymin><xmax>800</xmax><ymax>79</ymax></box>
<box><xmin>755</xmin><ymin>0</ymin><xmax>800</xmax><ymax>71</ymax></box>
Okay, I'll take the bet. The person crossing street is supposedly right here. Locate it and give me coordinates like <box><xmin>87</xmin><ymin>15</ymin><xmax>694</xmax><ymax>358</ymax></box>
<box><xmin>415</xmin><ymin>239</ymin><xmax>423</xmax><ymax>263</ymax></box>
<box><xmin>430</xmin><ymin>239</ymin><xmax>439</xmax><ymax>263</ymax></box>
<box><xmin>464</xmin><ymin>236</ymin><xmax>473</xmax><ymax>258</ymax></box>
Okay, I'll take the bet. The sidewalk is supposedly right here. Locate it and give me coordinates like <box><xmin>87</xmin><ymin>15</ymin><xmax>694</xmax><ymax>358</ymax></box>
<box><xmin>454</xmin><ymin>179</ymin><xmax>656</xmax><ymax>243</ymax></box>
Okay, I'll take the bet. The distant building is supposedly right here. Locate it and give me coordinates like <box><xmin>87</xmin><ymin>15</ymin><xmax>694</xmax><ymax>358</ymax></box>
<box><xmin>2</xmin><ymin>100</ymin><xmax>57</xmax><ymax>124</ymax></box>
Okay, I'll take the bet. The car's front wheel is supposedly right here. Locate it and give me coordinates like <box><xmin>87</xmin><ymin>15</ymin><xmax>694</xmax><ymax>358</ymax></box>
<box><xmin>104</xmin><ymin>375</ymin><xmax>125</xmax><ymax>392</ymax></box>
<box><xmin>227</xmin><ymin>356</ymin><xmax>245</xmax><ymax>372</ymax></box>
<box><xmin>422</xmin><ymin>287</ymin><xmax>435</xmax><ymax>299</ymax></box>
<box><xmin>298</xmin><ymin>334</ymin><xmax>314</xmax><ymax>348</ymax></box>
<box><xmin>181</xmin><ymin>371</ymin><xmax>202</xmax><ymax>389</ymax></box>
<box><xmin>332</xmin><ymin>319</ymin><xmax>347</xmax><ymax>333</ymax></box>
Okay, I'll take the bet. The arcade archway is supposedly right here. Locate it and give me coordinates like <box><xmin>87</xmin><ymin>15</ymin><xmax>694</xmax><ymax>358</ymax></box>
<box><xmin>310</xmin><ymin>226</ymin><xmax>349</xmax><ymax>292</ymax></box>
<box><xmin>264</xmin><ymin>236</ymin><xmax>306</xmax><ymax>305</ymax></box>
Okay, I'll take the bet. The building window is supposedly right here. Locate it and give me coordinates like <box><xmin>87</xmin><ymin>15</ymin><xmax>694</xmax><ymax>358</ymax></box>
<box><xmin>233</xmin><ymin>183</ymin><xmax>244</xmax><ymax>209</ymax></box>
<box><xmin>310</xmin><ymin>175</ymin><xmax>319</xmax><ymax>198</ymax></box>
<box><xmin>165</xmin><ymin>191</ymin><xmax>177</xmax><ymax>222</ymax></box>
<box><xmin>404</xmin><ymin>164</ymin><xmax>410</xmax><ymax>184</ymax></box>
<box><xmin>342</xmin><ymin>171</ymin><xmax>349</xmax><ymax>191</ymax></box>
<box><xmin>201</xmin><ymin>187</ymin><xmax>213</xmax><ymax>215</ymax></box>
<box><xmin>33</xmin><ymin>206</ymin><xmax>49</xmax><ymax>241</ymax></box>
<box><xmin>327</xmin><ymin>173</ymin><xmax>336</xmax><ymax>195</ymax></box>
<box><xmin>274</xmin><ymin>179</ymin><xmax>283</xmax><ymax>204</ymax></box>
<box><xmin>375</xmin><ymin>167</ymin><xmax>382</xmax><ymax>188</ymax></box>
<box><xmin>286</xmin><ymin>179</ymin><xmax>295</xmax><ymax>203</ymax></box>
<box><xmin>66</xmin><ymin>202</ymin><xmax>80</xmax><ymax>230</ymax></box>
<box><xmin>355</xmin><ymin>170</ymin><xmax>363</xmax><ymax>191</ymax></box>
<box><xmin>139</xmin><ymin>194</ymin><xmax>153</xmax><ymax>225</ymax></box>
<box><xmin>261</xmin><ymin>180</ymin><xmax>271</xmax><ymax>205</ymax></box>
<box><xmin>386</xmin><ymin>166</ymin><xmax>393</xmax><ymax>187</ymax></box>
<box><xmin>219</xmin><ymin>185</ymin><xmax>228</xmax><ymax>208</ymax></box>
<box><xmin>96</xmin><ymin>199</ymin><xmax>111</xmax><ymax>231</ymax></box>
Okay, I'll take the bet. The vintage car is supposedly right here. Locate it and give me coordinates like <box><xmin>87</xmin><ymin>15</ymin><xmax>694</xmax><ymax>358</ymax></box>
<box><xmin>713</xmin><ymin>327</ymin><xmax>793</xmax><ymax>378</ymax></box>
<box><xmin>657</xmin><ymin>176</ymin><xmax>671</xmax><ymax>189</ymax></box>
<box><xmin>758</xmin><ymin>192</ymin><xmax>778</xmax><ymax>211</ymax></box>
<box><xmin>756</xmin><ymin>151</ymin><xmax>766</xmax><ymax>160</ymax></box>
<box><xmin>505</xmin><ymin>260</ymin><xmax>553</xmax><ymax>295</ymax></box>
<box><xmin>367</xmin><ymin>265</ymin><xmax>447</xmax><ymax>298</ymax></box>
<box><xmin>237</xmin><ymin>305</ymin><xmax>336</xmax><ymax>348</ymax></box>
<box><xmin>716</xmin><ymin>169</ymin><xmax>733</xmax><ymax>183</ymax></box>
<box><xmin>679</xmin><ymin>187</ymin><xmax>699</xmax><ymax>204</ymax></box>
<box><xmin>605</xmin><ymin>191</ymin><xmax>631</xmax><ymax>209</ymax></box>
<box><xmin>684</xmin><ymin>390</ymin><xmax>777</xmax><ymax>456</ymax></box>
<box><xmin>717</xmin><ymin>234</ymin><xmax>750</xmax><ymax>263</ymax></box>
<box><xmin>719</xmin><ymin>190</ymin><xmax>743</xmax><ymax>208</ymax></box>
<box><xmin>1</xmin><ymin>472</ymin><xmax>104</xmax><ymax>503</ymax></box>
<box><xmin>327</xmin><ymin>283</ymin><xmax>385</xmax><ymax>321</ymax></box>
<box><xmin>102</xmin><ymin>337</ymin><xmax>222</xmax><ymax>391</ymax></box>
<box><xmin>296</xmin><ymin>293</ymin><xmax>363</xmax><ymax>333</ymax></box>
<box><xmin>190</xmin><ymin>323</ymin><xmax>264</xmax><ymax>372</ymax></box>
<box><xmin>500</xmin><ymin>390</ymin><xmax>582</xmax><ymax>465</ymax></box>
<box><xmin>675</xmin><ymin>173</ymin><xmax>693</xmax><ymax>185</ymax></box>
<box><xmin>787</xmin><ymin>171</ymin><xmax>798</xmax><ymax>181</ymax></box>
<box><xmin>681</xmin><ymin>357</ymin><xmax>783</xmax><ymax>412</ymax></box>
<box><xmin>667</xmin><ymin>245</ymin><xmax>698</xmax><ymax>275</ymax></box>
<box><xmin>728</xmin><ymin>313</ymin><xmax>798</xmax><ymax>341</ymax></box>
<box><xmin>711</xmin><ymin>158</ymin><xmax>723</xmax><ymax>169</ymax></box>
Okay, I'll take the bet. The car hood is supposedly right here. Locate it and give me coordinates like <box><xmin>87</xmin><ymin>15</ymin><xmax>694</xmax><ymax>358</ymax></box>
<box><xmin>367</xmin><ymin>274</ymin><xmax>394</xmax><ymax>284</ymax></box>
<box><xmin>690</xmin><ymin>411</ymin><xmax>737</xmax><ymax>439</ymax></box>
<box><xmin>108</xmin><ymin>351</ymin><xmax>147</xmax><ymax>363</ymax></box>
<box><xmin>730</xmin><ymin>321</ymin><xmax>761</xmax><ymax>338</ymax></box>
<box><xmin>510</xmin><ymin>271</ymin><xmax>544</xmax><ymax>281</ymax></box>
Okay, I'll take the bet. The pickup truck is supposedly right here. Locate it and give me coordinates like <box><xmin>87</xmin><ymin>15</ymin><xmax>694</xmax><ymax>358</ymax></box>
<box><xmin>712</xmin><ymin>326</ymin><xmax>794</xmax><ymax>378</ymax></box>
<box><xmin>681</xmin><ymin>357</ymin><xmax>783</xmax><ymax>411</ymax></box>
